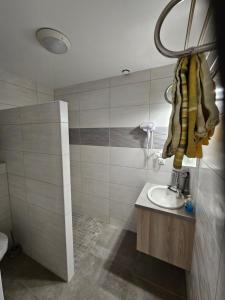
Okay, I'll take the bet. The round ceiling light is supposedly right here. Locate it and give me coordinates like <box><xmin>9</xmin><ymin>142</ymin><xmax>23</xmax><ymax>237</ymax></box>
<box><xmin>36</xmin><ymin>28</ymin><xmax>71</xmax><ymax>54</ymax></box>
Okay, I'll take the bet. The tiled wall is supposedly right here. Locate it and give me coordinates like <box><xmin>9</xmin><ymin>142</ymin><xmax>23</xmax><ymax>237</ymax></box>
<box><xmin>0</xmin><ymin>101</ymin><xmax>74</xmax><ymax>282</ymax></box>
<box><xmin>0</xmin><ymin>68</ymin><xmax>53</xmax><ymax>110</ymax></box>
<box><xmin>0</xmin><ymin>163</ymin><xmax>11</xmax><ymax>236</ymax></box>
<box><xmin>55</xmin><ymin>64</ymin><xmax>176</xmax><ymax>231</ymax></box>
<box><xmin>0</xmin><ymin>67</ymin><xmax>54</xmax><ymax>249</ymax></box>
<box><xmin>187</xmin><ymin>112</ymin><xmax>225</xmax><ymax>299</ymax></box>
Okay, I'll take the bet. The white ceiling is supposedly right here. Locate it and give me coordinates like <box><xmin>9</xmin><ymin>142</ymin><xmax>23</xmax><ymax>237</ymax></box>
<box><xmin>0</xmin><ymin>0</ymin><xmax>210</xmax><ymax>88</ymax></box>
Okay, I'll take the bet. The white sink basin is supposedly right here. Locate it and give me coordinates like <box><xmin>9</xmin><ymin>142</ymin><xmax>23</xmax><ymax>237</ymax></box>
<box><xmin>147</xmin><ymin>185</ymin><xmax>185</xmax><ymax>210</ymax></box>
<box><xmin>0</xmin><ymin>233</ymin><xmax>8</xmax><ymax>261</ymax></box>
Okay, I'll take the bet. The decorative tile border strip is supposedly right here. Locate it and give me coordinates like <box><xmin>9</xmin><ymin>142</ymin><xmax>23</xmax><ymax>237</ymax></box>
<box><xmin>69</xmin><ymin>128</ymin><xmax>80</xmax><ymax>145</ymax></box>
<box><xmin>110</xmin><ymin>127</ymin><xmax>146</xmax><ymax>148</ymax></box>
<box><xmin>80</xmin><ymin>128</ymin><xmax>109</xmax><ymax>146</ymax></box>
<box><xmin>69</xmin><ymin>127</ymin><xmax>167</xmax><ymax>149</ymax></box>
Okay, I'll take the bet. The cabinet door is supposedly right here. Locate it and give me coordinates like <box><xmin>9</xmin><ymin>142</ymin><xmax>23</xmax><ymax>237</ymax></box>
<box><xmin>137</xmin><ymin>207</ymin><xmax>194</xmax><ymax>270</ymax></box>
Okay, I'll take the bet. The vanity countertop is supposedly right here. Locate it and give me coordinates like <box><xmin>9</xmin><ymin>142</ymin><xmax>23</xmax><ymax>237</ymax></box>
<box><xmin>135</xmin><ymin>183</ymin><xmax>195</xmax><ymax>222</ymax></box>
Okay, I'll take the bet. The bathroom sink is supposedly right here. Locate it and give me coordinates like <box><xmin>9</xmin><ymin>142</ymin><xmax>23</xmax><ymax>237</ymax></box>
<box><xmin>147</xmin><ymin>185</ymin><xmax>185</xmax><ymax>210</ymax></box>
<box><xmin>0</xmin><ymin>233</ymin><xmax>8</xmax><ymax>261</ymax></box>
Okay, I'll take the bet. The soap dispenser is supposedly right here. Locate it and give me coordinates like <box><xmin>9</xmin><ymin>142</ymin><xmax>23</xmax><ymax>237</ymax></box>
<box><xmin>185</xmin><ymin>195</ymin><xmax>194</xmax><ymax>213</ymax></box>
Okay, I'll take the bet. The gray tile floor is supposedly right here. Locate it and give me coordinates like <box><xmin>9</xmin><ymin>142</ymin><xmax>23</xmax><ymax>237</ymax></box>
<box><xmin>1</xmin><ymin>214</ymin><xmax>186</xmax><ymax>300</ymax></box>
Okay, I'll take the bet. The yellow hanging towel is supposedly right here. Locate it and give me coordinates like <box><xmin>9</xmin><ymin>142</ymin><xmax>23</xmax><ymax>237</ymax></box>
<box><xmin>186</xmin><ymin>55</ymin><xmax>198</xmax><ymax>158</ymax></box>
<box><xmin>162</xmin><ymin>58</ymin><xmax>184</xmax><ymax>158</ymax></box>
<box><xmin>163</xmin><ymin>53</ymin><xmax>219</xmax><ymax>169</ymax></box>
<box><xmin>173</xmin><ymin>57</ymin><xmax>189</xmax><ymax>169</ymax></box>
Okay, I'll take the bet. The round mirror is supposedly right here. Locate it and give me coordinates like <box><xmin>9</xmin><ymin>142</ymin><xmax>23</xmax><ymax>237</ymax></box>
<box><xmin>164</xmin><ymin>84</ymin><xmax>173</xmax><ymax>104</ymax></box>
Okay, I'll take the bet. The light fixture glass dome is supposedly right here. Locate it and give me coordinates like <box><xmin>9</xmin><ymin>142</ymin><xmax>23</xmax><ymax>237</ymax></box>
<box><xmin>36</xmin><ymin>28</ymin><xmax>71</xmax><ymax>54</ymax></box>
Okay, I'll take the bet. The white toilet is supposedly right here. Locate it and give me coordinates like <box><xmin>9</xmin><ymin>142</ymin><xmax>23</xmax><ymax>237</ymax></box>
<box><xmin>0</xmin><ymin>232</ymin><xmax>8</xmax><ymax>300</ymax></box>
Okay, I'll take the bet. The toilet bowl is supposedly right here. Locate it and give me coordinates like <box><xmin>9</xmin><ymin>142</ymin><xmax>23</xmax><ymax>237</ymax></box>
<box><xmin>0</xmin><ymin>233</ymin><xmax>8</xmax><ymax>261</ymax></box>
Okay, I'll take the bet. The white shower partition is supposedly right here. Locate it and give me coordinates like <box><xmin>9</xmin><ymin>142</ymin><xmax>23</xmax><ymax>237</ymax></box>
<box><xmin>0</xmin><ymin>101</ymin><xmax>74</xmax><ymax>281</ymax></box>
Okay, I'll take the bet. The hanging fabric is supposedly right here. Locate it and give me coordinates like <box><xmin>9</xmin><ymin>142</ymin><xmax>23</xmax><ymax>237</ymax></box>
<box><xmin>162</xmin><ymin>54</ymin><xmax>219</xmax><ymax>169</ymax></box>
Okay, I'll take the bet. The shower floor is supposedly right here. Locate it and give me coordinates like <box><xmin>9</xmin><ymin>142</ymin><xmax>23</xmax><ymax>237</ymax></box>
<box><xmin>1</xmin><ymin>213</ymin><xmax>186</xmax><ymax>300</ymax></box>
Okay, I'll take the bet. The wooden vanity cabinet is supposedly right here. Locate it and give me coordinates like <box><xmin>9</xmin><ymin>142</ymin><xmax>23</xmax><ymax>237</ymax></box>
<box><xmin>136</xmin><ymin>206</ymin><xmax>195</xmax><ymax>270</ymax></box>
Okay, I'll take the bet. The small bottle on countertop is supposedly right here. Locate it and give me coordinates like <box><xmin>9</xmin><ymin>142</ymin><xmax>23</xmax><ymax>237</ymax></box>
<box><xmin>185</xmin><ymin>195</ymin><xmax>194</xmax><ymax>213</ymax></box>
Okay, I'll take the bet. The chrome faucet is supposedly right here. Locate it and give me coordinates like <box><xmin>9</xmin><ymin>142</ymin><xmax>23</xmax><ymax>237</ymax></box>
<box><xmin>168</xmin><ymin>170</ymin><xmax>179</xmax><ymax>192</ymax></box>
<box><xmin>176</xmin><ymin>188</ymin><xmax>183</xmax><ymax>199</ymax></box>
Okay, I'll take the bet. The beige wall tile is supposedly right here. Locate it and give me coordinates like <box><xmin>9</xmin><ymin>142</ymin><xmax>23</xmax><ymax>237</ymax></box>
<box><xmin>70</xmin><ymin>145</ymin><xmax>81</xmax><ymax>162</ymax></box>
<box><xmin>110</xmin><ymin>147</ymin><xmax>146</xmax><ymax>169</ymax></box>
<box><xmin>55</xmin><ymin>93</ymin><xmax>80</xmax><ymax>111</ymax></box>
<box><xmin>0</xmin><ymin>81</ymin><xmax>37</xmax><ymax>107</ymax></box>
<box><xmin>81</xmin><ymin>162</ymin><xmax>109</xmax><ymax>182</ymax></box>
<box><xmin>110</xmin><ymin>165</ymin><xmax>147</xmax><ymax>188</ymax></box>
<box><xmin>149</xmin><ymin>103</ymin><xmax>172</xmax><ymax>127</ymax></box>
<box><xmin>0</xmin><ymin>150</ymin><xmax>24</xmax><ymax>176</ymax></box>
<box><xmin>55</xmin><ymin>78</ymin><xmax>110</xmax><ymax>97</ymax></box>
<box><xmin>26</xmin><ymin>178</ymin><xmax>68</xmax><ymax>215</ymax></box>
<box><xmin>109</xmin><ymin>183</ymin><xmax>141</xmax><ymax>206</ymax></box>
<box><xmin>79</xmin><ymin>88</ymin><xmax>109</xmax><ymax>110</ymax></box>
<box><xmin>110</xmin><ymin>105</ymin><xmax>149</xmax><ymax>127</ymax></box>
<box><xmin>81</xmin><ymin>193</ymin><xmax>109</xmax><ymax>221</ymax></box>
<box><xmin>0</xmin><ymin>68</ymin><xmax>36</xmax><ymax>91</ymax></box>
<box><xmin>151</xmin><ymin>64</ymin><xmax>175</xmax><ymax>80</ymax></box>
<box><xmin>37</xmin><ymin>92</ymin><xmax>53</xmax><ymax>104</ymax></box>
<box><xmin>0</xmin><ymin>125</ymin><xmax>23</xmax><ymax>151</ymax></box>
<box><xmin>24</xmin><ymin>152</ymin><xmax>63</xmax><ymax>185</ymax></box>
<box><xmin>150</xmin><ymin>77</ymin><xmax>173</xmax><ymax>104</ymax></box>
<box><xmin>80</xmin><ymin>145</ymin><xmax>109</xmax><ymax>164</ymax></box>
<box><xmin>0</xmin><ymin>169</ymin><xmax>11</xmax><ymax>235</ymax></box>
<box><xmin>80</xmin><ymin>108</ymin><xmax>109</xmax><ymax>128</ymax></box>
<box><xmin>81</xmin><ymin>177</ymin><xmax>109</xmax><ymax>198</ymax></box>
<box><xmin>22</xmin><ymin>123</ymin><xmax>62</xmax><ymax>154</ymax></box>
<box><xmin>68</xmin><ymin>110</ymin><xmax>80</xmax><ymax>128</ymax></box>
<box><xmin>147</xmin><ymin>169</ymin><xmax>171</xmax><ymax>186</ymax></box>
<box><xmin>20</xmin><ymin>102</ymin><xmax>60</xmax><ymax>124</ymax></box>
<box><xmin>110</xmin><ymin>82</ymin><xmax>150</xmax><ymax>107</ymax></box>
<box><xmin>0</xmin><ymin>107</ymin><xmax>21</xmax><ymax>125</ymax></box>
